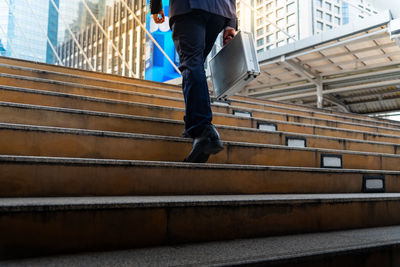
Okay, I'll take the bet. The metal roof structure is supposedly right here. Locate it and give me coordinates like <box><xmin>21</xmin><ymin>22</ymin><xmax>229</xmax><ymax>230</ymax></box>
<box><xmin>245</xmin><ymin>10</ymin><xmax>400</xmax><ymax>115</ymax></box>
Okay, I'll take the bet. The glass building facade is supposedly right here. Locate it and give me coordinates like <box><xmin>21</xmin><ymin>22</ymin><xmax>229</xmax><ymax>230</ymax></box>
<box><xmin>57</xmin><ymin>0</ymin><xmax>148</xmax><ymax>79</ymax></box>
<box><xmin>0</xmin><ymin>0</ymin><xmax>59</xmax><ymax>63</ymax></box>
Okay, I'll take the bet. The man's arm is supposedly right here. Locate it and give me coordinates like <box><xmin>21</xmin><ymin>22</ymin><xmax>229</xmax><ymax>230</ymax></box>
<box><xmin>150</xmin><ymin>0</ymin><xmax>165</xmax><ymax>24</ymax></box>
<box><xmin>150</xmin><ymin>0</ymin><xmax>162</xmax><ymax>14</ymax></box>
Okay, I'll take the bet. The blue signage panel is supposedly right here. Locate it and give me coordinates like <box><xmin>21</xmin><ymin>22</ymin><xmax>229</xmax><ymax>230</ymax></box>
<box><xmin>145</xmin><ymin>0</ymin><xmax>180</xmax><ymax>82</ymax></box>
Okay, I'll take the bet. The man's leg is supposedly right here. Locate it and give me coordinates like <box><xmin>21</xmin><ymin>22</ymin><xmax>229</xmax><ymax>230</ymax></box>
<box><xmin>171</xmin><ymin>10</ymin><xmax>226</xmax><ymax>162</ymax></box>
<box><xmin>172</xmin><ymin>10</ymin><xmax>226</xmax><ymax>137</ymax></box>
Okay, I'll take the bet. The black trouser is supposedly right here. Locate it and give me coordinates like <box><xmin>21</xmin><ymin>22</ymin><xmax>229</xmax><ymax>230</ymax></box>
<box><xmin>171</xmin><ymin>9</ymin><xmax>226</xmax><ymax>138</ymax></box>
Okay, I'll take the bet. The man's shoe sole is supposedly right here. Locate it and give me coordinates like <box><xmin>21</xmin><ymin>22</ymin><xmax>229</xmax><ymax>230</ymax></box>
<box><xmin>184</xmin><ymin>140</ymin><xmax>224</xmax><ymax>163</ymax></box>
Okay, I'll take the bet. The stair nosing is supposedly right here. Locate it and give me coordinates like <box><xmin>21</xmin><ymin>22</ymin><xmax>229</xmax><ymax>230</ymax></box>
<box><xmin>2</xmin><ymin>194</ymin><xmax>400</xmax><ymax>213</ymax></box>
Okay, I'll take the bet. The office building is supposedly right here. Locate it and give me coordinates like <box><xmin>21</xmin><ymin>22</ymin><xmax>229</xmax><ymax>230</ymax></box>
<box><xmin>238</xmin><ymin>0</ymin><xmax>379</xmax><ymax>54</ymax></box>
<box><xmin>0</xmin><ymin>0</ymin><xmax>59</xmax><ymax>63</ymax></box>
<box><xmin>342</xmin><ymin>0</ymin><xmax>379</xmax><ymax>24</ymax></box>
<box><xmin>57</xmin><ymin>0</ymin><xmax>147</xmax><ymax>79</ymax></box>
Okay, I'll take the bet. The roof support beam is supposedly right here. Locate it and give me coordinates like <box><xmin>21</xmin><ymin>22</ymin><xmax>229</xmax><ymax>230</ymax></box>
<box><xmin>283</xmin><ymin>58</ymin><xmax>319</xmax><ymax>86</ymax></box>
<box><xmin>324</xmin><ymin>95</ymin><xmax>351</xmax><ymax>113</ymax></box>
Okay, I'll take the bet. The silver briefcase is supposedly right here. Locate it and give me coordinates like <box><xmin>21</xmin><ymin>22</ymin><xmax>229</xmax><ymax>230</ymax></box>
<box><xmin>210</xmin><ymin>31</ymin><xmax>260</xmax><ymax>99</ymax></box>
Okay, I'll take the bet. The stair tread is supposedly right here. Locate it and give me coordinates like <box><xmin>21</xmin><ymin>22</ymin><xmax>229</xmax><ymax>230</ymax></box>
<box><xmin>2</xmin><ymin>194</ymin><xmax>400</xmax><ymax>212</ymax></box>
<box><xmin>2</xmin><ymin>122</ymin><xmax>400</xmax><ymax>158</ymax></box>
<box><xmin>3</xmin><ymin>226</ymin><xmax>400</xmax><ymax>266</ymax></box>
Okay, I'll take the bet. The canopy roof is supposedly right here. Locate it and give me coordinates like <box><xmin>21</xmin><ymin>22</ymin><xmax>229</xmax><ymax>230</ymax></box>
<box><xmin>246</xmin><ymin>11</ymin><xmax>400</xmax><ymax>114</ymax></box>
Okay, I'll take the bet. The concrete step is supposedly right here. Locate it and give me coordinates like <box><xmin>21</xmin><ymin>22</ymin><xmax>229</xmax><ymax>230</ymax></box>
<box><xmin>2</xmin><ymin>73</ymin><xmax>400</xmax><ymax>133</ymax></box>
<box><xmin>3</xmin><ymin>226</ymin><xmax>400</xmax><ymax>266</ymax></box>
<box><xmin>1</xmin><ymin>194</ymin><xmax>400</xmax><ymax>259</ymax></box>
<box><xmin>2</xmin><ymin>123</ymin><xmax>400</xmax><ymax>171</ymax></box>
<box><xmin>1</xmin><ymin>155</ymin><xmax>397</xmax><ymax>197</ymax></box>
<box><xmin>2</xmin><ymin>102</ymin><xmax>400</xmax><ymax>155</ymax></box>
<box><xmin>0</xmin><ymin>59</ymin><xmax>397</xmax><ymax>130</ymax></box>
<box><xmin>2</xmin><ymin>86</ymin><xmax>400</xmax><ymax>142</ymax></box>
<box><xmin>0</xmin><ymin>57</ymin><xmax>180</xmax><ymax>92</ymax></box>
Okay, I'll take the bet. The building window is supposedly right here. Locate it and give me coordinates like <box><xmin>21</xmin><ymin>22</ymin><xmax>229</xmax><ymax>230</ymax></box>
<box><xmin>257</xmin><ymin>38</ymin><xmax>264</xmax><ymax>46</ymax></box>
<box><xmin>257</xmin><ymin>28</ymin><xmax>264</xmax><ymax>36</ymax></box>
<box><xmin>325</xmin><ymin>2</ymin><xmax>332</xmax><ymax>11</ymax></box>
<box><xmin>316</xmin><ymin>0</ymin><xmax>322</xmax><ymax>8</ymax></box>
<box><xmin>266</xmin><ymin>24</ymin><xmax>271</xmax><ymax>32</ymax></box>
<box><xmin>277</xmin><ymin>18</ymin><xmax>285</xmax><ymax>28</ymax></box>
<box><xmin>277</xmin><ymin>40</ymin><xmax>285</xmax><ymax>47</ymax></box>
<box><xmin>276</xmin><ymin>7</ymin><xmax>284</xmax><ymax>18</ymax></box>
<box><xmin>334</xmin><ymin>6</ymin><xmax>340</xmax><ymax>14</ymax></box>
<box><xmin>334</xmin><ymin>17</ymin><xmax>340</xmax><ymax>24</ymax></box>
<box><xmin>326</xmin><ymin>24</ymin><xmax>333</xmax><ymax>29</ymax></box>
<box><xmin>276</xmin><ymin>0</ymin><xmax>284</xmax><ymax>7</ymax></box>
<box><xmin>316</xmin><ymin>10</ymin><xmax>323</xmax><ymax>19</ymax></box>
<box><xmin>287</xmin><ymin>2</ymin><xmax>295</xmax><ymax>13</ymax></box>
<box><xmin>267</xmin><ymin>44</ymin><xmax>275</xmax><ymax>50</ymax></box>
<box><xmin>326</xmin><ymin>13</ymin><xmax>332</xmax><ymax>22</ymax></box>
<box><xmin>266</xmin><ymin>34</ymin><xmax>274</xmax><ymax>43</ymax></box>
<box><xmin>287</xmin><ymin>25</ymin><xmax>296</xmax><ymax>35</ymax></box>
<box><xmin>266</xmin><ymin>2</ymin><xmax>273</xmax><ymax>10</ymax></box>
<box><xmin>287</xmin><ymin>13</ymin><xmax>296</xmax><ymax>24</ymax></box>
<box><xmin>257</xmin><ymin>17</ymin><xmax>264</xmax><ymax>26</ymax></box>
<box><xmin>277</xmin><ymin>31</ymin><xmax>285</xmax><ymax>40</ymax></box>
<box><xmin>257</xmin><ymin>48</ymin><xmax>264</xmax><ymax>53</ymax></box>
<box><xmin>317</xmin><ymin>21</ymin><xmax>323</xmax><ymax>30</ymax></box>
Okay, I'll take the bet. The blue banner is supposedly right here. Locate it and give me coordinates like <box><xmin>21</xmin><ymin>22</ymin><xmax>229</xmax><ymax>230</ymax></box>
<box><xmin>145</xmin><ymin>0</ymin><xmax>180</xmax><ymax>82</ymax></box>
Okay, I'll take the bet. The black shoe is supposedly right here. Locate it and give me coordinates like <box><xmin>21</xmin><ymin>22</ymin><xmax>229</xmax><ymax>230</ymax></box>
<box><xmin>184</xmin><ymin>124</ymin><xmax>224</xmax><ymax>163</ymax></box>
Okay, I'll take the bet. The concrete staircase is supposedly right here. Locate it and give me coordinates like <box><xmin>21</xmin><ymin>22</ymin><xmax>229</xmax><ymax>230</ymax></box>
<box><xmin>1</xmin><ymin>57</ymin><xmax>400</xmax><ymax>265</ymax></box>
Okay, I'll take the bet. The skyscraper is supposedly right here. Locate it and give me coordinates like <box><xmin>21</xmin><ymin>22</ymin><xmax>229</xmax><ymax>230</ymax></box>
<box><xmin>0</xmin><ymin>0</ymin><xmax>59</xmax><ymax>63</ymax></box>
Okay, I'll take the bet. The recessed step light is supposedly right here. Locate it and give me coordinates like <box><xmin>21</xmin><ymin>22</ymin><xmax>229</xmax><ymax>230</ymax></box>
<box><xmin>233</xmin><ymin>110</ymin><xmax>252</xmax><ymax>118</ymax></box>
<box><xmin>286</xmin><ymin>137</ymin><xmax>307</xmax><ymax>148</ymax></box>
<box><xmin>257</xmin><ymin>123</ymin><xmax>277</xmax><ymax>131</ymax></box>
<box><xmin>212</xmin><ymin>99</ymin><xmax>231</xmax><ymax>106</ymax></box>
<box><xmin>321</xmin><ymin>154</ymin><xmax>343</xmax><ymax>168</ymax></box>
<box><xmin>363</xmin><ymin>175</ymin><xmax>385</xmax><ymax>193</ymax></box>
